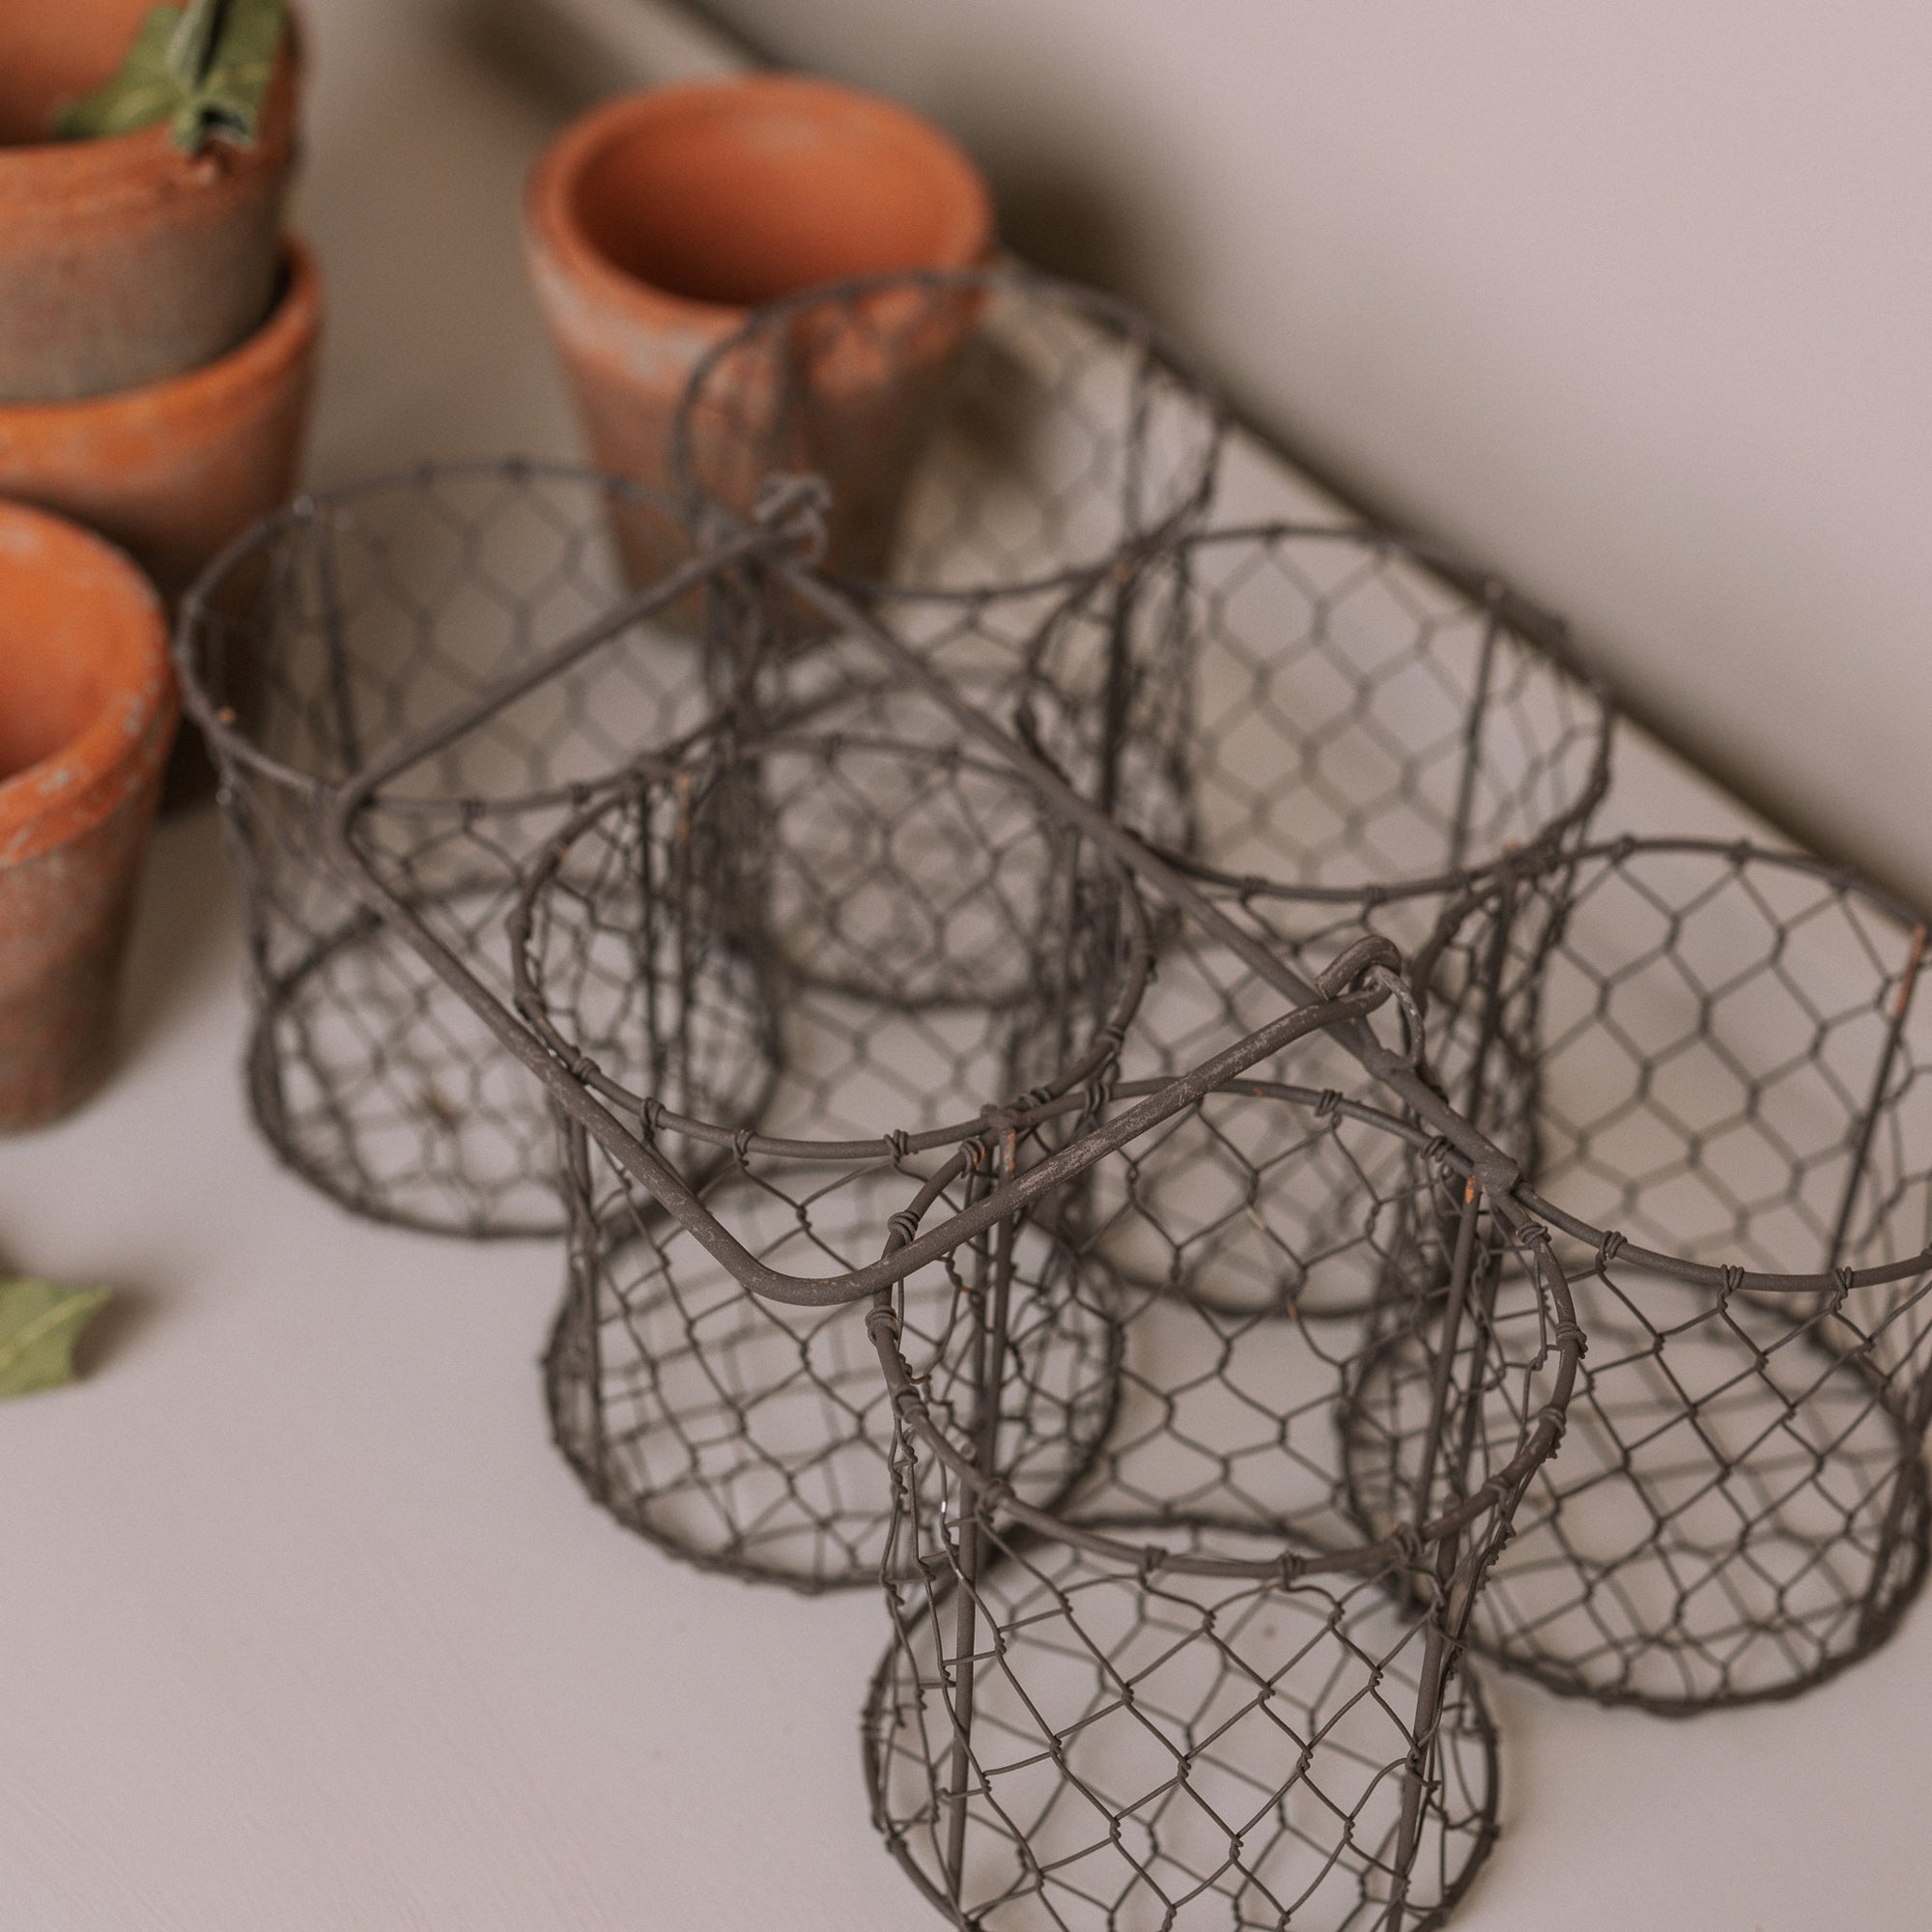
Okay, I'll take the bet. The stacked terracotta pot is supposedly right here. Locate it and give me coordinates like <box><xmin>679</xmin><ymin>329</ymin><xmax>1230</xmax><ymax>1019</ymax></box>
<box><xmin>0</xmin><ymin>1</ymin><xmax>318</xmax><ymax>1130</ymax></box>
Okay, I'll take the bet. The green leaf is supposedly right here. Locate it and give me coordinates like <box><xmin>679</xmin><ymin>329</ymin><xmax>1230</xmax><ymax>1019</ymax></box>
<box><xmin>52</xmin><ymin>0</ymin><xmax>288</xmax><ymax>153</ymax></box>
<box><xmin>0</xmin><ymin>1280</ymin><xmax>112</xmax><ymax>1400</ymax></box>
<box><xmin>168</xmin><ymin>0</ymin><xmax>289</xmax><ymax>152</ymax></box>
<box><xmin>51</xmin><ymin>9</ymin><xmax>182</xmax><ymax>142</ymax></box>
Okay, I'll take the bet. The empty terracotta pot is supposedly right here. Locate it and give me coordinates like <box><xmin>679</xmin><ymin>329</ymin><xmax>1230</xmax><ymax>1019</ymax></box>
<box><xmin>525</xmin><ymin>75</ymin><xmax>993</xmax><ymax>585</ymax></box>
<box><xmin>0</xmin><ymin>0</ymin><xmax>301</xmax><ymax>403</ymax></box>
<box><xmin>0</xmin><ymin>502</ymin><xmax>177</xmax><ymax>1130</ymax></box>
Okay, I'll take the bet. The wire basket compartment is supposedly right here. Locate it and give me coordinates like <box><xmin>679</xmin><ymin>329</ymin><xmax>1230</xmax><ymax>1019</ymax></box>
<box><xmin>865</xmin><ymin>1067</ymin><xmax>1577</xmax><ymax>1931</ymax></box>
<box><xmin>1374</xmin><ymin>838</ymin><xmax>1932</xmax><ymax>1709</ymax></box>
<box><xmin>175</xmin><ymin>459</ymin><xmax>786</xmax><ymax>1236</ymax></box>
<box><xmin>515</xmin><ymin>731</ymin><xmax>1151</xmax><ymax>1587</ymax></box>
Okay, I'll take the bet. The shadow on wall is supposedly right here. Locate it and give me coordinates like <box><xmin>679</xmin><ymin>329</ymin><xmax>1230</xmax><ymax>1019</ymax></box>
<box><xmin>993</xmin><ymin>165</ymin><xmax>1141</xmax><ymax>298</ymax></box>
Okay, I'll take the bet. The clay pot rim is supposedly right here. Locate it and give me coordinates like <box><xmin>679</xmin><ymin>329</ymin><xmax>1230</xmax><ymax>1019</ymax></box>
<box><xmin>524</xmin><ymin>73</ymin><xmax>995</xmax><ymax>340</ymax></box>
<box><xmin>0</xmin><ymin>502</ymin><xmax>175</xmax><ymax>867</ymax></box>
<box><xmin>0</xmin><ymin>234</ymin><xmax>320</xmax><ymax>436</ymax></box>
<box><xmin>0</xmin><ymin>20</ymin><xmax>301</xmax><ymax>213</ymax></box>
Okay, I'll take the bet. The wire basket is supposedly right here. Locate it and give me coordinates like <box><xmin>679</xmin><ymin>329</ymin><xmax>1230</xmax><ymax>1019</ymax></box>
<box><xmin>750</xmin><ymin>547</ymin><xmax>1612</xmax><ymax>1310</ymax></box>
<box><xmin>863</xmin><ymin>1062</ymin><xmax>1579</xmax><ymax>1931</ymax></box>
<box><xmin>678</xmin><ymin>298</ymin><xmax>1608</xmax><ymax>1009</ymax></box>
<box><xmin>1073</xmin><ymin>525</ymin><xmax>1607</xmax><ymax>880</ymax></box>
<box><xmin>662</xmin><ymin>268</ymin><xmax>1230</xmax><ymax>1003</ymax></box>
<box><xmin>174</xmin><ymin>458</ymin><xmax>796</xmax><ymax>1236</ymax></box>
<box><xmin>731</xmin><ymin>514</ymin><xmax>1610</xmax><ymax>912</ymax></box>
<box><xmin>1367</xmin><ymin>837</ymin><xmax>1932</xmax><ymax>1710</ymax></box>
<box><xmin>322</xmin><ymin>632</ymin><xmax>1465</xmax><ymax>1595</ymax></box>
<box><xmin>515</xmin><ymin>728</ymin><xmax>1152</xmax><ymax>1588</ymax></box>
<box><xmin>672</xmin><ymin>262</ymin><xmax>1226</xmax><ymax>601</ymax></box>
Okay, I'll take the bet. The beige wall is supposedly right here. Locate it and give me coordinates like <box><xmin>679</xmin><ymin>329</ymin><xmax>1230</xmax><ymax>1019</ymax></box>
<box><xmin>695</xmin><ymin>0</ymin><xmax>1932</xmax><ymax>902</ymax></box>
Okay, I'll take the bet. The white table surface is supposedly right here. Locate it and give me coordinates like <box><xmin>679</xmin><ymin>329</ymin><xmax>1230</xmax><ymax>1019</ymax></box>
<box><xmin>3</xmin><ymin>3</ymin><xmax>1925</xmax><ymax>1926</ymax></box>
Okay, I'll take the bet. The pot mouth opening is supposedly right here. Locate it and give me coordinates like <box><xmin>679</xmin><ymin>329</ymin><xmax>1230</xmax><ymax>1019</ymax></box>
<box><xmin>0</xmin><ymin>506</ymin><xmax>168</xmax><ymax>822</ymax></box>
<box><xmin>0</xmin><ymin>0</ymin><xmax>172</xmax><ymax>147</ymax></box>
<box><xmin>563</xmin><ymin>83</ymin><xmax>990</xmax><ymax>312</ymax></box>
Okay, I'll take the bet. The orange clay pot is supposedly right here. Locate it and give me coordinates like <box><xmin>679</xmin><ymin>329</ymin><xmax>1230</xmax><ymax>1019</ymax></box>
<box><xmin>525</xmin><ymin>75</ymin><xmax>993</xmax><ymax>586</ymax></box>
<box><xmin>0</xmin><ymin>0</ymin><xmax>301</xmax><ymax>403</ymax></box>
<box><xmin>0</xmin><ymin>501</ymin><xmax>177</xmax><ymax>1130</ymax></box>
<box><xmin>0</xmin><ymin>237</ymin><xmax>320</xmax><ymax>806</ymax></box>
<box><xmin>0</xmin><ymin>235</ymin><xmax>319</xmax><ymax>604</ymax></box>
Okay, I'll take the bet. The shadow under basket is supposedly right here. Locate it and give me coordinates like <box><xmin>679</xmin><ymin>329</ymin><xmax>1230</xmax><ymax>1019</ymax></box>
<box><xmin>862</xmin><ymin>1069</ymin><xmax>1579</xmax><ymax>1931</ymax></box>
<box><xmin>1366</xmin><ymin>837</ymin><xmax>1932</xmax><ymax>1712</ymax></box>
<box><xmin>175</xmin><ymin>457</ymin><xmax>774</xmax><ymax>1237</ymax></box>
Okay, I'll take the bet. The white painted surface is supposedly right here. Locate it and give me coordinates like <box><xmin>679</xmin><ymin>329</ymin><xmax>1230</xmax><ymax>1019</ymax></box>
<box><xmin>2</xmin><ymin>3</ymin><xmax>1927</xmax><ymax>1927</ymax></box>
<box><xmin>659</xmin><ymin>0</ymin><xmax>1932</xmax><ymax>910</ymax></box>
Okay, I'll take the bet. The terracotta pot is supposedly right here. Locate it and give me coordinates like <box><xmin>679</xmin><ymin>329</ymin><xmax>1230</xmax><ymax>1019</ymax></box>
<box><xmin>0</xmin><ymin>0</ymin><xmax>301</xmax><ymax>403</ymax></box>
<box><xmin>0</xmin><ymin>236</ymin><xmax>320</xmax><ymax>603</ymax></box>
<box><xmin>0</xmin><ymin>236</ymin><xmax>320</xmax><ymax>805</ymax></box>
<box><xmin>525</xmin><ymin>75</ymin><xmax>993</xmax><ymax>586</ymax></box>
<box><xmin>0</xmin><ymin>502</ymin><xmax>177</xmax><ymax>1130</ymax></box>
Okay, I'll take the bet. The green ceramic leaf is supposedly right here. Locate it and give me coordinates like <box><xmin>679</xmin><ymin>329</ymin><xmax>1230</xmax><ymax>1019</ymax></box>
<box><xmin>52</xmin><ymin>0</ymin><xmax>288</xmax><ymax>153</ymax></box>
<box><xmin>0</xmin><ymin>1280</ymin><xmax>112</xmax><ymax>1400</ymax></box>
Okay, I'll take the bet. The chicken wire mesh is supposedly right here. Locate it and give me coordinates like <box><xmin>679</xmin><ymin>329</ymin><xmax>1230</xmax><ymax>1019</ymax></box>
<box><xmin>863</xmin><ymin>1062</ymin><xmax>1579</xmax><ymax>1932</ymax></box>
<box><xmin>726</xmin><ymin>516</ymin><xmax>1611</xmax><ymax>934</ymax></box>
<box><xmin>690</xmin><ymin>288</ymin><xmax>1612</xmax><ymax>1098</ymax></box>
<box><xmin>660</xmin><ymin>268</ymin><xmax>1232</xmax><ymax>1004</ymax></box>
<box><xmin>320</xmin><ymin>625</ymin><xmax>1481</xmax><ymax>1603</ymax></box>
<box><xmin>514</xmin><ymin>729</ymin><xmax>1154</xmax><ymax>1587</ymax></box>
<box><xmin>749</xmin><ymin>546</ymin><xmax>1611</xmax><ymax>1313</ymax></box>
<box><xmin>672</xmin><ymin>262</ymin><xmax>1226</xmax><ymax>600</ymax></box>
<box><xmin>174</xmin><ymin>458</ymin><xmax>802</xmax><ymax>1236</ymax></box>
<box><xmin>1360</xmin><ymin>837</ymin><xmax>1932</xmax><ymax>1710</ymax></box>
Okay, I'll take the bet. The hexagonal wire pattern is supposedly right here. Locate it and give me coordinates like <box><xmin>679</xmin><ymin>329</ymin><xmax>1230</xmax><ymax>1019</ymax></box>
<box><xmin>750</xmin><ymin>546</ymin><xmax>1612</xmax><ymax>1320</ymax></box>
<box><xmin>311</xmin><ymin>578</ymin><xmax>1516</xmax><ymax>1609</ymax></box>
<box><xmin>539</xmin><ymin>540</ymin><xmax>1593</xmax><ymax>1912</ymax></box>
<box><xmin>668</xmin><ymin>265</ymin><xmax>1234</xmax><ymax>1009</ymax></box>
<box><xmin>672</xmin><ymin>262</ymin><xmax>1227</xmax><ymax>602</ymax></box>
<box><xmin>174</xmin><ymin>459</ymin><xmax>794</xmax><ymax>1236</ymax></box>
<box><xmin>673</xmin><ymin>277</ymin><xmax>1609</xmax><ymax>1031</ymax></box>
<box><xmin>1029</xmin><ymin>522</ymin><xmax>1613</xmax><ymax>1315</ymax></box>
<box><xmin>297</xmin><ymin>471</ymin><xmax>1593</xmax><ymax>1919</ymax></box>
<box><xmin>516</xmin><ymin>729</ymin><xmax>1155</xmax><ymax>1588</ymax></box>
<box><xmin>864</xmin><ymin>1062</ymin><xmax>1579</xmax><ymax>1932</ymax></box>
<box><xmin>1368</xmin><ymin>838</ymin><xmax>1932</xmax><ymax>1710</ymax></box>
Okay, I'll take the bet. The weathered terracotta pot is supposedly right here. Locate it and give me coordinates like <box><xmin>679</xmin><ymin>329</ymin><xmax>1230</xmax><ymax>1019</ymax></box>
<box><xmin>525</xmin><ymin>75</ymin><xmax>993</xmax><ymax>586</ymax></box>
<box><xmin>0</xmin><ymin>238</ymin><xmax>320</xmax><ymax>806</ymax></box>
<box><xmin>0</xmin><ymin>236</ymin><xmax>320</xmax><ymax>603</ymax></box>
<box><xmin>0</xmin><ymin>0</ymin><xmax>301</xmax><ymax>403</ymax></box>
<box><xmin>0</xmin><ymin>502</ymin><xmax>177</xmax><ymax>1130</ymax></box>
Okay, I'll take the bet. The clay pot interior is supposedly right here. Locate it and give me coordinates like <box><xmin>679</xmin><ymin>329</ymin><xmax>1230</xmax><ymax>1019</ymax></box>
<box><xmin>568</xmin><ymin>82</ymin><xmax>990</xmax><ymax>307</ymax></box>
<box><xmin>0</xmin><ymin>505</ymin><xmax>175</xmax><ymax>1130</ymax></box>
<box><xmin>0</xmin><ymin>518</ymin><xmax>163</xmax><ymax>781</ymax></box>
<box><xmin>0</xmin><ymin>607</ymin><xmax>124</xmax><ymax>784</ymax></box>
<box><xmin>0</xmin><ymin>0</ymin><xmax>156</xmax><ymax>146</ymax></box>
